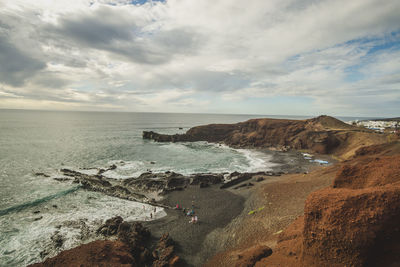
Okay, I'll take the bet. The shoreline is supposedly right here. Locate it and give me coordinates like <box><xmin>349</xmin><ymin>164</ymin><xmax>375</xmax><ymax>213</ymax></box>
<box><xmin>27</xmin><ymin>147</ymin><xmax>328</xmax><ymax>266</ymax></box>
<box><xmin>18</xmin><ymin>115</ymin><xmax>399</xmax><ymax>266</ymax></box>
<box><xmin>135</xmin><ymin>149</ymin><xmax>327</xmax><ymax>266</ymax></box>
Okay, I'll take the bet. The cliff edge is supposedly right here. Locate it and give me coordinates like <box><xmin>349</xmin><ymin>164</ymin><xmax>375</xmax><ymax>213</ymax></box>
<box><xmin>228</xmin><ymin>141</ymin><xmax>400</xmax><ymax>267</ymax></box>
<box><xmin>143</xmin><ymin>115</ymin><xmax>387</xmax><ymax>159</ymax></box>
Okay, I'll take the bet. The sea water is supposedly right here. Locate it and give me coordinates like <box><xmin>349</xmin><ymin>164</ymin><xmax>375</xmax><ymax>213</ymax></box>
<box><xmin>0</xmin><ymin>110</ymin><xmax>373</xmax><ymax>266</ymax></box>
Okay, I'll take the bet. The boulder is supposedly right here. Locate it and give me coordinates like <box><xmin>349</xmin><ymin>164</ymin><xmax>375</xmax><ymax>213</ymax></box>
<box><xmin>235</xmin><ymin>245</ymin><xmax>272</xmax><ymax>267</ymax></box>
<box><xmin>97</xmin><ymin>216</ymin><xmax>123</xmax><ymax>236</ymax></box>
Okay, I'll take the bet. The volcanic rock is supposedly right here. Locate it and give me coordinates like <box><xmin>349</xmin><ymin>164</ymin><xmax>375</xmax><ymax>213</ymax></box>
<box><xmin>152</xmin><ymin>233</ymin><xmax>180</xmax><ymax>267</ymax></box>
<box><xmin>97</xmin><ymin>216</ymin><xmax>124</xmax><ymax>236</ymax></box>
<box><xmin>143</xmin><ymin>116</ymin><xmax>386</xmax><ymax>159</ymax></box>
<box><xmin>190</xmin><ymin>173</ymin><xmax>224</xmax><ymax>185</ymax></box>
<box><xmin>259</xmin><ymin>142</ymin><xmax>400</xmax><ymax>267</ymax></box>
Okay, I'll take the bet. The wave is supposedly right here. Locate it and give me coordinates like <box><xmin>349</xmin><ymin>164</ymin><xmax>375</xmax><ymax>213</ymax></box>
<box><xmin>0</xmin><ymin>186</ymin><xmax>81</xmax><ymax>217</ymax></box>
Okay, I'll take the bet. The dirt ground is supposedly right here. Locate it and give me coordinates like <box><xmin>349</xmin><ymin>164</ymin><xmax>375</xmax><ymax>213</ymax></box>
<box><xmin>204</xmin><ymin>164</ymin><xmax>338</xmax><ymax>267</ymax></box>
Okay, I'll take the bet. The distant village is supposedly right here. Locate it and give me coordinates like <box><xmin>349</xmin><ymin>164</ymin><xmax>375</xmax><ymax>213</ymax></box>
<box><xmin>348</xmin><ymin>119</ymin><xmax>400</xmax><ymax>133</ymax></box>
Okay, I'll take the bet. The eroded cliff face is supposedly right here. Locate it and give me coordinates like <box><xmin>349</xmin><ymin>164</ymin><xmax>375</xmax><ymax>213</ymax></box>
<box><xmin>257</xmin><ymin>142</ymin><xmax>400</xmax><ymax>267</ymax></box>
<box><xmin>143</xmin><ymin>116</ymin><xmax>386</xmax><ymax>159</ymax></box>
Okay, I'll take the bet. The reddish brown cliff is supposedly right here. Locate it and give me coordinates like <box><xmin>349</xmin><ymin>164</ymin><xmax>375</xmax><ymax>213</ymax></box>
<box><xmin>144</xmin><ymin>116</ymin><xmax>387</xmax><ymax>159</ymax></box>
<box><xmin>256</xmin><ymin>142</ymin><xmax>400</xmax><ymax>267</ymax></box>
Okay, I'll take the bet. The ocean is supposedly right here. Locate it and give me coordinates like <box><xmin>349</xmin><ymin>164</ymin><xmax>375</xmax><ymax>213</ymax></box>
<box><xmin>0</xmin><ymin>110</ymin><xmax>373</xmax><ymax>266</ymax></box>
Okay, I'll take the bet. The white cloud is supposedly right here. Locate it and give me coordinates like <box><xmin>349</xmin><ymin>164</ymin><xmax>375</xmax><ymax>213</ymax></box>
<box><xmin>0</xmin><ymin>0</ymin><xmax>399</xmax><ymax>116</ymax></box>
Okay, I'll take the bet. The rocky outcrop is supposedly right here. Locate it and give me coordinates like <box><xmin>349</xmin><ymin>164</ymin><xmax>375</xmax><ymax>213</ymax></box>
<box><xmin>153</xmin><ymin>233</ymin><xmax>180</xmax><ymax>267</ymax></box>
<box><xmin>220</xmin><ymin>171</ymin><xmax>281</xmax><ymax>189</ymax></box>
<box><xmin>123</xmin><ymin>172</ymin><xmax>190</xmax><ymax>194</ymax></box>
<box><xmin>60</xmin><ymin>168</ymin><xmax>149</xmax><ymax>202</ymax></box>
<box><xmin>258</xmin><ymin>142</ymin><xmax>400</xmax><ymax>267</ymax></box>
<box><xmin>143</xmin><ymin>116</ymin><xmax>384</xmax><ymax>158</ymax></box>
<box><xmin>97</xmin><ymin>216</ymin><xmax>124</xmax><ymax>236</ymax></box>
<box><xmin>58</xmin><ymin>169</ymin><xmax>229</xmax><ymax>206</ymax></box>
<box><xmin>31</xmin><ymin>218</ymin><xmax>179</xmax><ymax>267</ymax></box>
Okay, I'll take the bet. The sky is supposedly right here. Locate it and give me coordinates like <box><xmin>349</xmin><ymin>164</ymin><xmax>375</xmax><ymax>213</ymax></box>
<box><xmin>0</xmin><ymin>0</ymin><xmax>399</xmax><ymax>117</ymax></box>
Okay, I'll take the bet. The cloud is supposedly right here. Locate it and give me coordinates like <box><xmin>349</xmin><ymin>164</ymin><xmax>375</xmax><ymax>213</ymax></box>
<box><xmin>44</xmin><ymin>5</ymin><xmax>202</xmax><ymax>65</ymax></box>
<box><xmin>0</xmin><ymin>36</ymin><xmax>46</xmax><ymax>86</ymax></box>
<box><xmin>0</xmin><ymin>0</ymin><xmax>399</xmax><ymax>116</ymax></box>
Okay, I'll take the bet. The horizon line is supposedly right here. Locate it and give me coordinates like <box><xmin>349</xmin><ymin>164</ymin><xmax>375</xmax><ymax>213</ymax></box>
<box><xmin>0</xmin><ymin>108</ymin><xmax>386</xmax><ymax>120</ymax></box>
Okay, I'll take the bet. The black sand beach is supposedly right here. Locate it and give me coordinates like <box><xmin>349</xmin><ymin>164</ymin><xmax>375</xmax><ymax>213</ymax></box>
<box><xmin>144</xmin><ymin>185</ymin><xmax>244</xmax><ymax>266</ymax></box>
<box><xmin>143</xmin><ymin>150</ymin><xmax>328</xmax><ymax>266</ymax></box>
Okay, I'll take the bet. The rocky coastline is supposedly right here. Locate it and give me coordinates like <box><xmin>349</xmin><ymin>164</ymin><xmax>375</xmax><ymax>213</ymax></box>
<box><xmin>57</xmin><ymin>167</ymin><xmax>285</xmax><ymax>206</ymax></box>
<box><xmin>143</xmin><ymin>115</ymin><xmax>385</xmax><ymax>159</ymax></box>
<box><xmin>29</xmin><ymin>115</ymin><xmax>400</xmax><ymax>266</ymax></box>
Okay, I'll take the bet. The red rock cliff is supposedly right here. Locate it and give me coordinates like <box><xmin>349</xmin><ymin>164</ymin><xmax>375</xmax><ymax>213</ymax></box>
<box><xmin>143</xmin><ymin>115</ymin><xmax>386</xmax><ymax>159</ymax></box>
<box><xmin>257</xmin><ymin>142</ymin><xmax>400</xmax><ymax>267</ymax></box>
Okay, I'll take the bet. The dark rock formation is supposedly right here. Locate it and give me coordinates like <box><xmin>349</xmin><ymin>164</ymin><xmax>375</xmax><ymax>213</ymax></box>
<box><xmin>123</xmin><ymin>172</ymin><xmax>189</xmax><ymax>193</ymax></box>
<box><xmin>220</xmin><ymin>171</ymin><xmax>279</xmax><ymax>189</ymax></box>
<box><xmin>190</xmin><ymin>173</ymin><xmax>224</xmax><ymax>185</ymax></box>
<box><xmin>98</xmin><ymin>164</ymin><xmax>117</xmax><ymax>175</ymax></box>
<box><xmin>58</xmin><ymin>169</ymin><xmax>225</xmax><ymax>206</ymax></box>
<box><xmin>97</xmin><ymin>216</ymin><xmax>124</xmax><ymax>236</ymax></box>
<box><xmin>59</xmin><ymin>168</ymin><xmax>148</xmax><ymax>203</ymax></box>
<box><xmin>50</xmin><ymin>231</ymin><xmax>64</xmax><ymax>248</ymax></box>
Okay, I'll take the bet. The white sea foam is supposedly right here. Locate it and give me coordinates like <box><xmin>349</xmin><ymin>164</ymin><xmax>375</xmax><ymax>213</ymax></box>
<box><xmin>0</xmin><ymin>189</ymin><xmax>166</xmax><ymax>267</ymax></box>
<box><xmin>90</xmin><ymin>142</ymin><xmax>280</xmax><ymax>178</ymax></box>
<box><xmin>209</xmin><ymin>143</ymin><xmax>278</xmax><ymax>173</ymax></box>
<box><xmin>237</xmin><ymin>149</ymin><xmax>278</xmax><ymax>172</ymax></box>
<box><xmin>77</xmin><ymin>169</ymin><xmax>99</xmax><ymax>176</ymax></box>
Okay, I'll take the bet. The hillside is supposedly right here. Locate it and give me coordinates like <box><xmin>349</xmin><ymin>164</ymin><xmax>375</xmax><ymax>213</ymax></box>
<box><xmin>206</xmin><ymin>141</ymin><xmax>400</xmax><ymax>266</ymax></box>
<box><xmin>144</xmin><ymin>115</ymin><xmax>387</xmax><ymax>160</ymax></box>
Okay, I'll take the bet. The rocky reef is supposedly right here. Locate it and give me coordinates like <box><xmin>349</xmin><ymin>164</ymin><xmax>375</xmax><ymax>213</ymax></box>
<box><xmin>57</xmin><ymin>168</ymin><xmax>282</xmax><ymax>206</ymax></box>
<box><xmin>143</xmin><ymin>116</ymin><xmax>386</xmax><ymax>159</ymax></box>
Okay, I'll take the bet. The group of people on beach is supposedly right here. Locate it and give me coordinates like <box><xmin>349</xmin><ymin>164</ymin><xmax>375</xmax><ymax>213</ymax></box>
<box><xmin>176</xmin><ymin>198</ymin><xmax>198</xmax><ymax>224</ymax></box>
<box><xmin>144</xmin><ymin>196</ymin><xmax>199</xmax><ymax>224</ymax></box>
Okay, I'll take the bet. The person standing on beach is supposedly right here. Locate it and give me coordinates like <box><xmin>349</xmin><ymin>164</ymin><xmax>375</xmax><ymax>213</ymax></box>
<box><xmin>150</xmin><ymin>213</ymin><xmax>153</xmax><ymax>219</ymax></box>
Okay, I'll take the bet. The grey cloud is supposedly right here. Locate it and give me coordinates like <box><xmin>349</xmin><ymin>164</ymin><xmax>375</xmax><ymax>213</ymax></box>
<box><xmin>46</xmin><ymin>7</ymin><xmax>202</xmax><ymax>65</ymax></box>
<box><xmin>0</xmin><ymin>36</ymin><xmax>46</xmax><ymax>86</ymax></box>
<box><xmin>58</xmin><ymin>15</ymin><xmax>134</xmax><ymax>46</ymax></box>
<box><xmin>119</xmin><ymin>69</ymin><xmax>252</xmax><ymax>93</ymax></box>
<box><xmin>187</xmin><ymin>71</ymin><xmax>251</xmax><ymax>92</ymax></box>
<box><xmin>31</xmin><ymin>73</ymin><xmax>69</xmax><ymax>88</ymax></box>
